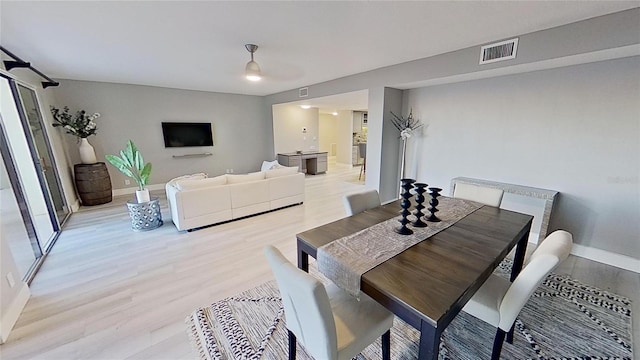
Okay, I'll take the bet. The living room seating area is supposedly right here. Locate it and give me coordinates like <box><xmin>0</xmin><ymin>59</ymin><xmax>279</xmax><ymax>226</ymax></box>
<box><xmin>165</xmin><ymin>166</ymin><xmax>304</xmax><ymax>231</ymax></box>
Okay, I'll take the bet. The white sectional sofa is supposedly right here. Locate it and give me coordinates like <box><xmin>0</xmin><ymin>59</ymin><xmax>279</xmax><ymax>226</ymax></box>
<box><xmin>165</xmin><ymin>167</ymin><xmax>304</xmax><ymax>231</ymax></box>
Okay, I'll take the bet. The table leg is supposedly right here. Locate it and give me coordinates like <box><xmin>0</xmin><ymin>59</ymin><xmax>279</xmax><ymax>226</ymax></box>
<box><xmin>418</xmin><ymin>320</ymin><xmax>441</xmax><ymax>360</ymax></box>
<box><xmin>510</xmin><ymin>229</ymin><xmax>529</xmax><ymax>282</ymax></box>
<box><xmin>297</xmin><ymin>247</ymin><xmax>309</xmax><ymax>272</ymax></box>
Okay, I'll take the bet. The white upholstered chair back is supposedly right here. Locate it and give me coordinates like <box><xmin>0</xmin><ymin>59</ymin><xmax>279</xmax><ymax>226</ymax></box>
<box><xmin>343</xmin><ymin>189</ymin><xmax>381</xmax><ymax>216</ymax></box>
<box><xmin>453</xmin><ymin>183</ymin><xmax>504</xmax><ymax>207</ymax></box>
<box><xmin>462</xmin><ymin>230</ymin><xmax>572</xmax><ymax>359</ymax></box>
<box><xmin>263</xmin><ymin>246</ymin><xmax>338</xmax><ymax>359</ymax></box>
<box><xmin>498</xmin><ymin>230</ymin><xmax>573</xmax><ymax>330</ymax></box>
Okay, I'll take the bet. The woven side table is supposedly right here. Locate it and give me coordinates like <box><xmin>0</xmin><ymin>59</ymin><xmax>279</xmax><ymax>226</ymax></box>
<box><xmin>126</xmin><ymin>197</ymin><xmax>163</xmax><ymax>231</ymax></box>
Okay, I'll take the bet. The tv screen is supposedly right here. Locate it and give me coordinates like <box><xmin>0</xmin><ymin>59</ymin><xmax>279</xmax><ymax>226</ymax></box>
<box><xmin>162</xmin><ymin>122</ymin><xmax>214</xmax><ymax>147</ymax></box>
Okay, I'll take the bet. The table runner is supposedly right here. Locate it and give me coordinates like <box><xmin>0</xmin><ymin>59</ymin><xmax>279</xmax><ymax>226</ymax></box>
<box><xmin>317</xmin><ymin>197</ymin><xmax>483</xmax><ymax>297</ymax></box>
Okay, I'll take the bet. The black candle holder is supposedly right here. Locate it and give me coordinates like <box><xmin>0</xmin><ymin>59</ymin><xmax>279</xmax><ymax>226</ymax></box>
<box><xmin>396</xmin><ymin>178</ymin><xmax>415</xmax><ymax>235</ymax></box>
<box><xmin>426</xmin><ymin>187</ymin><xmax>442</xmax><ymax>222</ymax></box>
<box><xmin>412</xmin><ymin>183</ymin><xmax>428</xmax><ymax>228</ymax></box>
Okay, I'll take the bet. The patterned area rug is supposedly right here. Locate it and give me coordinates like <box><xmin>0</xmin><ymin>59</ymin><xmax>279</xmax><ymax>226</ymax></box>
<box><xmin>186</xmin><ymin>261</ymin><xmax>633</xmax><ymax>360</ymax></box>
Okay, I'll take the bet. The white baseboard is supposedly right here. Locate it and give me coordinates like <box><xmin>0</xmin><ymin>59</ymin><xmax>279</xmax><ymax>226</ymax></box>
<box><xmin>0</xmin><ymin>283</ymin><xmax>30</xmax><ymax>344</ymax></box>
<box><xmin>571</xmin><ymin>243</ymin><xmax>640</xmax><ymax>273</ymax></box>
<box><xmin>112</xmin><ymin>183</ymin><xmax>166</xmax><ymax>197</ymax></box>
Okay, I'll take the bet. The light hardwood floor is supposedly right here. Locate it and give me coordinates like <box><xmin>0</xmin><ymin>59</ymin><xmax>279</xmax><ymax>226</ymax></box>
<box><xmin>1</xmin><ymin>164</ymin><xmax>637</xmax><ymax>359</ymax></box>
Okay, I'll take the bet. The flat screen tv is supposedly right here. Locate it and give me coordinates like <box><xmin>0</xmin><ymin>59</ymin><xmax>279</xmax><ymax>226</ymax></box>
<box><xmin>162</xmin><ymin>122</ymin><xmax>214</xmax><ymax>147</ymax></box>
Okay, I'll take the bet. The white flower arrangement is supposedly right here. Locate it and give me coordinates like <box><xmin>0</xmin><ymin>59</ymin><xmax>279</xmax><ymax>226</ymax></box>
<box><xmin>51</xmin><ymin>106</ymin><xmax>101</xmax><ymax>139</ymax></box>
<box><xmin>390</xmin><ymin>109</ymin><xmax>423</xmax><ymax>179</ymax></box>
<box><xmin>390</xmin><ymin>109</ymin><xmax>422</xmax><ymax>140</ymax></box>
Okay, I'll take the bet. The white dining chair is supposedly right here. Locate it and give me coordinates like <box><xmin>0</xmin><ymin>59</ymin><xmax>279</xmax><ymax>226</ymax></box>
<box><xmin>462</xmin><ymin>230</ymin><xmax>573</xmax><ymax>360</ymax></box>
<box><xmin>264</xmin><ymin>245</ymin><xmax>394</xmax><ymax>360</ymax></box>
<box><xmin>343</xmin><ymin>189</ymin><xmax>381</xmax><ymax>216</ymax></box>
<box><xmin>453</xmin><ymin>183</ymin><xmax>504</xmax><ymax>207</ymax></box>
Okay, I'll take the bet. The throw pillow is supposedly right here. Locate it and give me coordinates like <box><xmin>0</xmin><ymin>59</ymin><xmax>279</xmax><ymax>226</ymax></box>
<box><xmin>261</xmin><ymin>160</ymin><xmax>280</xmax><ymax>172</ymax></box>
<box><xmin>265</xmin><ymin>166</ymin><xmax>299</xmax><ymax>179</ymax></box>
<box><xmin>227</xmin><ymin>172</ymin><xmax>265</xmax><ymax>184</ymax></box>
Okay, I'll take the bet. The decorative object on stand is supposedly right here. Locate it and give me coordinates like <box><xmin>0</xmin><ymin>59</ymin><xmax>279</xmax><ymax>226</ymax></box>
<box><xmin>105</xmin><ymin>140</ymin><xmax>152</xmax><ymax>203</ymax></box>
<box><xmin>126</xmin><ymin>197</ymin><xmax>163</xmax><ymax>231</ymax></box>
<box><xmin>389</xmin><ymin>109</ymin><xmax>423</xmax><ymax>178</ymax></box>
<box><xmin>396</xmin><ymin>178</ymin><xmax>415</xmax><ymax>235</ymax></box>
<box><xmin>412</xmin><ymin>182</ymin><xmax>428</xmax><ymax>228</ymax></box>
<box><xmin>427</xmin><ymin>187</ymin><xmax>442</xmax><ymax>222</ymax></box>
<box><xmin>51</xmin><ymin>106</ymin><xmax>101</xmax><ymax>164</ymax></box>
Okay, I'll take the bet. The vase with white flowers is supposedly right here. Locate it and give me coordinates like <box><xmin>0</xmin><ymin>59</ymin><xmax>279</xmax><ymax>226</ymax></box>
<box><xmin>50</xmin><ymin>106</ymin><xmax>101</xmax><ymax>164</ymax></box>
<box><xmin>105</xmin><ymin>140</ymin><xmax>152</xmax><ymax>203</ymax></box>
<box><xmin>389</xmin><ymin>109</ymin><xmax>423</xmax><ymax>179</ymax></box>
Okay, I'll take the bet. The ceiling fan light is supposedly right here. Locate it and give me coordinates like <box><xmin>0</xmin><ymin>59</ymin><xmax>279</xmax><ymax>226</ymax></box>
<box><xmin>245</xmin><ymin>60</ymin><xmax>261</xmax><ymax>81</ymax></box>
<box><xmin>244</xmin><ymin>44</ymin><xmax>262</xmax><ymax>81</ymax></box>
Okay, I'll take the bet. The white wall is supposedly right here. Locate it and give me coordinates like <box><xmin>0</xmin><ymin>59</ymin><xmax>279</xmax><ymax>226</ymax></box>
<box><xmin>403</xmin><ymin>56</ymin><xmax>640</xmax><ymax>258</ymax></box>
<box><xmin>318</xmin><ymin>113</ymin><xmax>338</xmax><ymax>154</ymax></box>
<box><xmin>53</xmin><ymin>80</ymin><xmax>271</xmax><ymax>189</ymax></box>
<box><xmin>336</xmin><ymin>111</ymin><xmax>353</xmax><ymax>165</ymax></box>
<box><xmin>272</xmin><ymin>104</ymin><xmax>319</xmax><ymax>154</ymax></box>
<box><xmin>366</xmin><ymin>87</ymin><xmax>403</xmax><ymax>203</ymax></box>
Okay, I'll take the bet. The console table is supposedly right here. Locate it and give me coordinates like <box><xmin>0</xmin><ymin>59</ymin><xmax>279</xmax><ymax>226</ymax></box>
<box><xmin>278</xmin><ymin>151</ymin><xmax>328</xmax><ymax>175</ymax></box>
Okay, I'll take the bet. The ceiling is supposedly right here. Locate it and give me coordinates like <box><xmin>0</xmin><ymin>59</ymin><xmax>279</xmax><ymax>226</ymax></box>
<box><xmin>1</xmin><ymin>1</ymin><xmax>638</xmax><ymax>97</ymax></box>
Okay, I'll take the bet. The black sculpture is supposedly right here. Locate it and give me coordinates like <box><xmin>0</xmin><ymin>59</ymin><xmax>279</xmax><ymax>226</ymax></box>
<box><xmin>412</xmin><ymin>183</ymin><xmax>428</xmax><ymax>228</ymax></box>
<box><xmin>426</xmin><ymin>187</ymin><xmax>442</xmax><ymax>222</ymax></box>
<box><xmin>396</xmin><ymin>178</ymin><xmax>415</xmax><ymax>235</ymax></box>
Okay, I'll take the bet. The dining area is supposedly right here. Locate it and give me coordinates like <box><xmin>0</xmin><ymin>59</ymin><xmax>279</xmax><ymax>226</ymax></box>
<box><xmin>187</xmin><ymin>177</ymin><xmax>631</xmax><ymax>360</ymax></box>
<box><xmin>293</xmin><ymin>182</ymin><xmax>564</xmax><ymax>360</ymax></box>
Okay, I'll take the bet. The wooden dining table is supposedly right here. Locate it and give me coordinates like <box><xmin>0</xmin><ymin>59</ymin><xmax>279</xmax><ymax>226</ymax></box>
<box><xmin>296</xmin><ymin>198</ymin><xmax>533</xmax><ymax>360</ymax></box>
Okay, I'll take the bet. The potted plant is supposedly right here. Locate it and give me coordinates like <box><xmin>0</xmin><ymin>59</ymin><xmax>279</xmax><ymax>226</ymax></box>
<box><xmin>105</xmin><ymin>140</ymin><xmax>152</xmax><ymax>203</ymax></box>
<box><xmin>50</xmin><ymin>106</ymin><xmax>101</xmax><ymax>164</ymax></box>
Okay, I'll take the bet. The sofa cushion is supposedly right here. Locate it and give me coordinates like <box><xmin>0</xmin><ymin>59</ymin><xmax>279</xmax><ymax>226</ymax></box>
<box><xmin>265</xmin><ymin>166</ymin><xmax>299</xmax><ymax>179</ymax></box>
<box><xmin>227</xmin><ymin>172</ymin><xmax>265</xmax><ymax>184</ymax></box>
<box><xmin>175</xmin><ymin>175</ymin><xmax>227</xmax><ymax>190</ymax></box>
<box><xmin>261</xmin><ymin>160</ymin><xmax>280</xmax><ymax>171</ymax></box>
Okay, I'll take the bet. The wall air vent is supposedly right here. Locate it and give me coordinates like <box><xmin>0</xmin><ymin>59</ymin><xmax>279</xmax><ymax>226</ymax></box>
<box><xmin>299</xmin><ymin>87</ymin><xmax>308</xmax><ymax>97</ymax></box>
<box><xmin>479</xmin><ymin>38</ymin><xmax>518</xmax><ymax>65</ymax></box>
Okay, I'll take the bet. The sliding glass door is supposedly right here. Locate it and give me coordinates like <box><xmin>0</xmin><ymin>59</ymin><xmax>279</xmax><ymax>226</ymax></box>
<box><xmin>16</xmin><ymin>83</ymin><xmax>69</xmax><ymax>226</ymax></box>
<box><xmin>0</xmin><ymin>73</ymin><xmax>65</xmax><ymax>280</ymax></box>
<box><xmin>0</xmin><ymin>135</ymin><xmax>41</xmax><ymax>279</ymax></box>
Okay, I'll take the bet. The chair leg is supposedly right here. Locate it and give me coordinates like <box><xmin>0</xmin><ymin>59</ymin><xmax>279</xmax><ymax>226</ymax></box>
<box><xmin>288</xmin><ymin>330</ymin><xmax>296</xmax><ymax>360</ymax></box>
<box><xmin>491</xmin><ymin>328</ymin><xmax>506</xmax><ymax>360</ymax></box>
<box><xmin>358</xmin><ymin>156</ymin><xmax>366</xmax><ymax>180</ymax></box>
<box><xmin>506</xmin><ymin>323</ymin><xmax>515</xmax><ymax>344</ymax></box>
<box><xmin>381</xmin><ymin>330</ymin><xmax>391</xmax><ymax>360</ymax></box>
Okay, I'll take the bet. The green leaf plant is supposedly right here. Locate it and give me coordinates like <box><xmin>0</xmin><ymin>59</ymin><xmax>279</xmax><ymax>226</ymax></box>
<box><xmin>105</xmin><ymin>140</ymin><xmax>152</xmax><ymax>191</ymax></box>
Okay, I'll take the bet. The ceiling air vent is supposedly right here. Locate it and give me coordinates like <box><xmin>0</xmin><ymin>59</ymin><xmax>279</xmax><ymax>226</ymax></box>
<box><xmin>479</xmin><ymin>38</ymin><xmax>518</xmax><ymax>65</ymax></box>
<box><xmin>299</xmin><ymin>87</ymin><xmax>308</xmax><ymax>98</ymax></box>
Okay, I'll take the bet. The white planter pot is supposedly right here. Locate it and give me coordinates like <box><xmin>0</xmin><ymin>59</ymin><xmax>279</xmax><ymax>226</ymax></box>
<box><xmin>78</xmin><ymin>138</ymin><xmax>97</xmax><ymax>164</ymax></box>
<box><xmin>136</xmin><ymin>189</ymin><xmax>150</xmax><ymax>203</ymax></box>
